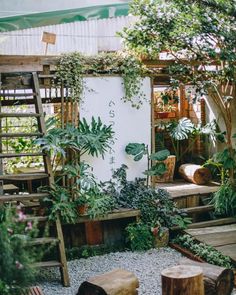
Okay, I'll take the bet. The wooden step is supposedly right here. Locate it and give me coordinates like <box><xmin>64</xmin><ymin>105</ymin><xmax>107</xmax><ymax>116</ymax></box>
<box><xmin>0</xmin><ymin>92</ymin><xmax>35</xmax><ymax>97</ymax></box>
<box><xmin>0</xmin><ymin>113</ymin><xmax>41</xmax><ymax>118</ymax></box>
<box><xmin>0</xmin><ymin>132</ymin><xmax>42</xmax><ymax>138</ymax></box>
<box><xmin>28</xmin><ymin>237</ymin><xmax>58</xmax><ymax>246</ymax></box>
<box><xmin>185</xmin><ymin>205</ymin><xmax>214</xmax><ymax>214</ymax></box>
<box><xmin>0</xmin><ymin>152</ymin><xmax>44</xmax><ymax>158</ymax></box>
<box><xmin>187</xmin><ymin>217</ymin><xmax>236</xmax><ymax>229</ymax></box>
<box><xmin>0</xmin><ymin>173</ymin><xmax>48</xmax><ymax>181</ymax></box>
<box><xmin>0</xmin><ymin>193</ymin><xmax>48</xmax><ymax>202</ymax></box>
<box><xmin>33</xmin><ymin>261</ymin><xmax>62</xmax><ymax>268</ymax></box>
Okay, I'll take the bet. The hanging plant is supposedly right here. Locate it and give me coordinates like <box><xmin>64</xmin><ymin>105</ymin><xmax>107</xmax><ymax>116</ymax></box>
<box><xmin>55</xmin><ymin>52</ymin><xmax>148</xmax><ymax>108</ymax></box>
<box><xmin>55</xmin><ymin>52</ymin><xmax>85</xmax><ymax>102</ymax></box>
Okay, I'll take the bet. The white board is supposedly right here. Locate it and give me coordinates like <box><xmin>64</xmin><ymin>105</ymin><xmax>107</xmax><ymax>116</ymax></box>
<box><xmin>80</xmin><ymin>77</ymin><xmax>151</xmax><ymax>182</ymax></box>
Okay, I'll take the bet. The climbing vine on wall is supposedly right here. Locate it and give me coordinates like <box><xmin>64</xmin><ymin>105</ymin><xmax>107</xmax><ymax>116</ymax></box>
<box><xmin>55</xmin><ymin>52</ymin><xmax>148</xmax><ymax>109</ymax></box>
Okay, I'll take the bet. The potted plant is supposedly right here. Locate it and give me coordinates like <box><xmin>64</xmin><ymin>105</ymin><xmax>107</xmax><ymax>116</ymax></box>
<box><xmin>125</xmin><ymin>142</ymin><xmax>175</xmax><ymax>183</ymax></box>
<box><xmin>154</xmin><ymin>90</ymin><xmax>178</xmax><ymax>119</ymax></box>
<box><xmin>151</xmin><ymin>222</ymin><xmax>169</xmax><ymax>248</ymax></box>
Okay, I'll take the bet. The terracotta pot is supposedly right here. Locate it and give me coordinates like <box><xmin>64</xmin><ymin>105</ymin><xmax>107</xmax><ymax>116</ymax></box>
<box><xmin>77</xmin><ymin>204</ymin><xmax>88</xmax><ymax>216</ymax></box>
<box><xmin>156</xmin><ymin>112</ymin><xmax>170</xmax><ymax>119</ymax></box>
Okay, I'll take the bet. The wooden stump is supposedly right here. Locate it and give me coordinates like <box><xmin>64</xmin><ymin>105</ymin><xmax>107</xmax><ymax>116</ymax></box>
<box><xmin>179</xmin><ymin>164</ymin><xmax>211</xmax><ymax>185</ymax></box>
<box><xmin>161</xmin><ymin>265</ymin><xmax>204</xmax><ymax>295</ymax></box>
<box><xmin>77</xmin><ymin>268</ymin><xmax>139</xmax><ymax>295</ymax></box>
<box><xmin>178</xmin><ymin>258</ymin><xmax>234</xmax><ymax>295</ymax></box>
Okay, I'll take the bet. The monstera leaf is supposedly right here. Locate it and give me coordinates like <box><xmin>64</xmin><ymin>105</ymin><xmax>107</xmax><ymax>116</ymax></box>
<box><xmin>169</xmin><ymin>117</ymin><xmax>195</xmax><ymax>140</ymax></box>
<box><xmin>125</xmin><ymin>143</ymin><xmax>147</xmax><ymax>161</ymax></box>
<box><xmin>150</xmin><ymin>149</ymin><xmax>170</xmax><ymax>161</ymax></box>
<box><xmin>144</xmin><ymin>162</ymin><xmax>167</xmax><ymax>176</ymax></box>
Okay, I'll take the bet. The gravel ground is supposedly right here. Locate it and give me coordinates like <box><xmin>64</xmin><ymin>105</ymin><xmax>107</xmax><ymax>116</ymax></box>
<box><xmin>39</xmin><ymin>247</ymin><xmax>182</xmax><ymax>295</ymax></box>
<box><xmin>39</xmin><ymin>248</ymin><xmax>236</xmax><ymax>295</ymax></box>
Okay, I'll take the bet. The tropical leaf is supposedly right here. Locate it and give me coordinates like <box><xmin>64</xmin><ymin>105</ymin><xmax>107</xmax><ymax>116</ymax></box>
<box><xmin>125</xmin><ymin>143</ymin><xmax>147</xmax><ymax>161</ymax></box>
<box><xmin>169</xmin><ymin>117</ymin><xmax>195</xmax><ymax>140</ymax></box>
<box><xmin>144</xmin><ymin>162</ymin><xmax>167</xmax><ymax>176</ymax></box>
<box><xmin>150</xmin><ymin>149</ymin><xmax>170</xmax><ymax>161</ymax></box>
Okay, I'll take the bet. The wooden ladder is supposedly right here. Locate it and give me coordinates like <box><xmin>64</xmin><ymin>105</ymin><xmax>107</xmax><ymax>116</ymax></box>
<box><xmin>0</xmin><ymin>72</ymin><xmax>70</xmax><ymax>287</ymax></box>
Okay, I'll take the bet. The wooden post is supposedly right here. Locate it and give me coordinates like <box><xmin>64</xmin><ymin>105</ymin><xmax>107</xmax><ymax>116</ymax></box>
<box><xmin>161</xmin><ymin>265</ymin><xmax>204</xmax><ymax>295</ymax></box>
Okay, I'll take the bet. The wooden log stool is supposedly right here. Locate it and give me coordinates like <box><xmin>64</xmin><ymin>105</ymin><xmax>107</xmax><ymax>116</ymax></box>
<box><xmin>77</xmin><ymin>268</ymin><xmax>139</xmax><ymax>295</ymax></box>
<box><xmin>161</xmin><ymin>265</ymin><xmax>204</xmax><ymax>295</ymax></box>
<box><xmin>179</xmin><ymin>164</ymin><xmax>211</xmax><ymax>185</ymax></box>
<box><xmin>178</xmin><ymin>258</ymin><xmax>234</xmax><ymax>295</ymax></box>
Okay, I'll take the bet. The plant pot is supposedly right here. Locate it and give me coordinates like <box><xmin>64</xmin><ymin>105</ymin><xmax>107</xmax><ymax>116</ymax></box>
<box><xmin>77</xmin><ymin>204</ymin><xmax>88</xmax><ymax>216</ymax></box>
<box><xmin>155</xmin><ymin>155</ymin><xmax>176</xmax><ymax>183</ymax></box>
<box><xmin>156</xmin><ymin>112</ymin><xmax>170</xmax><ymax>119</ymax></box>
<box><xmin>154</xmin><ymin>227</ymin><xmax>169</xmax><ymax>248</ymax></box>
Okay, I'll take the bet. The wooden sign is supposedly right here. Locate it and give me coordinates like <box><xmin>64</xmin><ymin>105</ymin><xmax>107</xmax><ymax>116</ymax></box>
<box><xmin>42</xmin><ymin>32</ymin><xmax>56</xmax><ymax>45</ymax></box>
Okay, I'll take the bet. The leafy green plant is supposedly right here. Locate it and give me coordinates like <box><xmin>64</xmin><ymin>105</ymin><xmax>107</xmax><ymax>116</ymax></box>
<box><xmin>35</xmin><ymin>116</ymin><xmax>114</xmax><ymax>170</ymax></box>
<box><xmin>125</xmin><ymin>142</ymin><xmax>170</xmax><ymax>183</ymax></box>
<box><xmin>85</xmin><ymin>188</ymin><xmax>116</xmax><ymax>220</ymax></box>
<box><xmin>173</xmin><ymin>234</ymin><xmax>233</xmax><ymax>268</ymax></box>
<box><xmin>43</xmin><ymin>185</ymin><xmax>78</xmax><ymax>224</ymax></box>
<box><xmin>125</xmin><ymin>222</ymin><xmax>154</xmax><ymax>251</ymax></box>
<box><xmin>56</xmin><ymin>52</ymin><xmax>148</xmax><ymax>108</ymax></box>
<box><xmin>0</xmin><ymin>207</ymin><xmax>40</xmax><ymax>294</ymax></box>
<box><xmin>122</xmin><ymin>0</ymin><xmax>236</xmax><ymax>183</ymax></box>
<box><xmin>101</xmin><ymin>166</ymin><xmax>191</xmax><ymax>229</ymax></box>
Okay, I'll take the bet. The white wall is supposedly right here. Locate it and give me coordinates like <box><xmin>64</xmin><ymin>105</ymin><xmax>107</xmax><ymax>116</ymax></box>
<box><xmin>80</xmin><ymin>77</ymin><xmax>151</xmax><ymax>182</ymax></box>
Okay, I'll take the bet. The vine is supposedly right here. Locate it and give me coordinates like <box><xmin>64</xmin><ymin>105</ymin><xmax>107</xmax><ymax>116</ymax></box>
<box><xmin>55</xmin><ymin>52</ymin><xmax>148</xmax><ymax>108</ymax></box>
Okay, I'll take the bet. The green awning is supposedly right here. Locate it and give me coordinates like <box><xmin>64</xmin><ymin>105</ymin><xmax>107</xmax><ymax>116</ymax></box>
<box><xmin>0</xmin><ymin>3</ymin><xmax>130</xmax><ymax>32</ymax></box>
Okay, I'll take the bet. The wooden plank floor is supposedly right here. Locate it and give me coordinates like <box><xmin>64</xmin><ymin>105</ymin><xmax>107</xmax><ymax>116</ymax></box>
<box><xmin>186</xmin><ymin>224</ymin><xmax>236</xmax><ymax>263</ymax></box>
<box><xmin>157</xmin><ymin>180</ymin><xmax>219</xmax><ymax>199</ymax></box>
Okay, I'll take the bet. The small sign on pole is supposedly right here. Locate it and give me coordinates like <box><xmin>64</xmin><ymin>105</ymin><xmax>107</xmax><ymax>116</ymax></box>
<box><xmin>42</xmin><ymin>32</ymin><xmax>56</xmax><ymax>55</ymax></box>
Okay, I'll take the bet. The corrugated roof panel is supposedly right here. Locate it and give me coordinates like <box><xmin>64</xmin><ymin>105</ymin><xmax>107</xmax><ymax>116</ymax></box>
<box><xmin>0</xmin><ymin>16</ymin><xmax>135</xmax><ymax>55</ymax></box>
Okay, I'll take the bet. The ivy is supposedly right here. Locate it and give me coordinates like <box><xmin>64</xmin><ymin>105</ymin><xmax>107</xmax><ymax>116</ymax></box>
<box><xmin>173</xmin><ymin>234</ymin><xmax>233</xmax><ymax>268</ymax></box>
<box><xmin>55</xmin><ymin>52</ymin><xmax>148</xmax><ymax>108</ymax></box>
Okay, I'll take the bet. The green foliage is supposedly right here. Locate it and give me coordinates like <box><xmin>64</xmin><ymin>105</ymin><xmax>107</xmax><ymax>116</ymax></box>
<box><xmin>85</xmin><ymin>190</ymin><xmax>116</xmax><ymax>220</ymax></box>
<box><xmin>125</xmin><ymin>142</ymin><xmax>170</xmax><ymax>177</ymax></box>
<box><xmin>102</xmin><ymin>166</ymin><xmax>191</xmax><ymax>229</ymax></box>
<box><xmin>0</xmin><ymin>207</ymin><xmax>39</xmax><ymax>294</ymax></box>
<box><xmin>43</xmin><ymin>185</ymin><xmax>78</xmax><ymax>224</ymax></box>
<box><xmin>125</xmin><ymin>222</ymin><xmax>154</xmax><ymax>251</ymax></box>
<box><xmin>168</xmin><ymin>118</ymin><xmax>195</xmax><ymax>141</ymax></box>
<box><xmin>125</xmin><ymin>143</ymin><xmax>147</xmax><ymax>161</ymax></box>
<box><xmin>56</xmin><ymin>52</ymin><xmax>148</xmax><ymax>108</ymax></box>
<box><xmin>173</xmin><ymin>234</ymin><xmax>233</xmax><ymax>268</ymax></box>
<box><xmin>35</xmin><ymin>117</ymin><xmax>114</xmax><ymax>162</ymax></box>
<box><xmin>213</xmin><ymin>182</ymin><xmax>236</xmax><ymax>217</ymax></box>
<box><xmin>78</xmin><ymin>117</ymin><xmax>114</xmax><ymax>157</ymax></box>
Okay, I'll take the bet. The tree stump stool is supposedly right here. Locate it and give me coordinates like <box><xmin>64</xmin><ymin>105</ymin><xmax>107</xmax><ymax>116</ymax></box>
<box><xmin>178</xmin><ymin>258</ymin><xmax>234</xmax><ymax>295</ymax></box>
<box><xmin>161</xmin><ymin>265</ymin><xmax>204</xmax><ymax>295</ymax></box>
<box><xmin>77</xmin><ymin>268</ymin><xmax>139</xmax><ymax>295</ymax></box>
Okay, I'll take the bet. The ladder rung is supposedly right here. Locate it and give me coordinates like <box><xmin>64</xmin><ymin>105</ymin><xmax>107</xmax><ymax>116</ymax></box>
<box><xmin>33</xmin><ymin>261</ymin><xmax>62</xmax><ymax>268</ymax></box>
<box><xmin>0</xmin><ymin>173</ymin><xmax>48</xmax><ymax>181</ymax></box>
<box><xmin>38</xmin><ymin>74</ymin><xmax>55</xmax><ymax>78</ymax></box>
<box><xmin>0</xmin><ymin>132</ymin><xmax>42</xmax><ymax>138</ymax></box>
<box><xmin>25</xmin><ymin>215</ymin><xmax>49</xmax><ymax>222</ymax></box>
<box><xmin>28</xmin><ymin>237</ymin><xmax>58</xmax><ymax>246</ymax></box>
<box><xmin>0</xmin><ymin>92</ymin><xmax>35</xmax><ymax>97</ymax></box>
<box><xmin>0</xmin><ymin>193</ymin><xmax>48</xmax><ymax>202</ymax></box>
<box><xmin>0</xmin><ymin>113</ymin><xmax>41</xmax><ymax>118</ymax></box>
<box><xmin>0</xmin><ymin>152</ymin><xmax>44</xmax><ymax>158</ymax></box>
